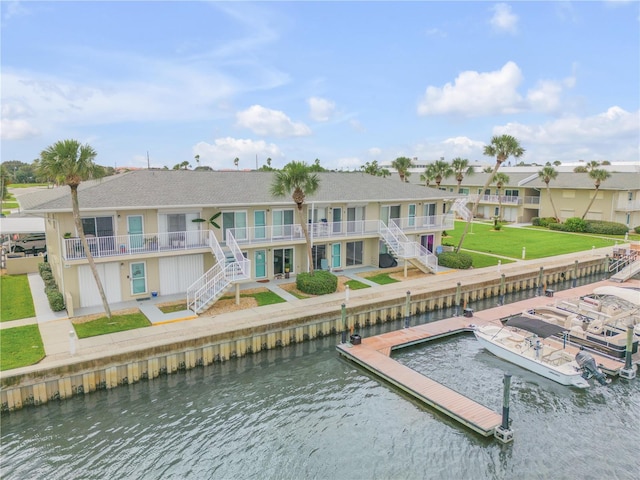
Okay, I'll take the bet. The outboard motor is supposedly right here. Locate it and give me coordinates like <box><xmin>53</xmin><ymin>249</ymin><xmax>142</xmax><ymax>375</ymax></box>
<box><xmin>575</xmin><ymin>348</ymin><xmax>610</xmax><ymax>386</ymax></box>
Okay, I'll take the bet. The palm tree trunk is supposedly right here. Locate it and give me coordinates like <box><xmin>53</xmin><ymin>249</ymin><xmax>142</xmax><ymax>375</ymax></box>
<box><xmin>456</xmin><ymin>161</ymin><xmax>500</xmax><ymax>252</ymax></box>
<box><xmin>71</xmin><ymin>186</ymin><xmax>112</xmax><ymax>318</ymax></box>
<box><xmin>296</xmin><ymin>204</ymin><xmax>315</xmax><ymax>275</ymax></box>
<box><xmin>581</xmin><ymin>187</ymin><xmax>599</xmax><ymax>220</ymax></box>
<box><xmin>546</xmin><ymin>184</ymin><xmax>559</xmax><ymax>221</ymax></box>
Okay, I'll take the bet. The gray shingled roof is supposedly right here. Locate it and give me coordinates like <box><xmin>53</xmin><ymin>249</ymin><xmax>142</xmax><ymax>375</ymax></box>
<box><xmin>21</xmin><ymin>170</ymin><xmax>458</xmax><ymax>213</ymax></box>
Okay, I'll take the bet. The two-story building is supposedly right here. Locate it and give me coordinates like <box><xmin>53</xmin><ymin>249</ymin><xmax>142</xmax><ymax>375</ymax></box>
<box><xmin>21</xmin><ymin>170</ymin><xmax>457</xmax><ymax>314</ymax></box>
<box><xmin>437</xmin><ymin>171</ymin><xmax>640</xmax><ymax>227</ymax></box>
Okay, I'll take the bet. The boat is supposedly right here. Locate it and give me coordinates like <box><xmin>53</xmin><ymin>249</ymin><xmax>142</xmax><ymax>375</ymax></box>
<box><xmin>521</xmin><ymin>306</ymin><xmax>638</xmax><ymax>359</ymax></box>
<box><xmin>474</xmin><ymin>317</ymin><xmax>610</xmax><ymax>388</ymax></box>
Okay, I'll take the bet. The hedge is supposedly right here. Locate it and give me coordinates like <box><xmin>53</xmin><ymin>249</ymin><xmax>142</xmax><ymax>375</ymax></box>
<box><xmin>296</xmin><ymin>270</ymin><xmax>338</xmax><ymax>295</ymax></box>
<box><xmin>38</xmin><ymin>262</ymin><xmax>65</xmax><ymax>311</ymax></box>
<box><xmin>585</xmin><ymin>221</ymin><xmax>628</xmax><ymax>235</ymax></box>
<box><xmin>437</xmin><ymin>251</ymin><xmax>473</xmax><ymax>269</ymax></box>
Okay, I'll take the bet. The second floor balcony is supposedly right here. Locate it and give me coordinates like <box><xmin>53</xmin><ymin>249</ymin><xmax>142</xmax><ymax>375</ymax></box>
<box><xmin>61</xmin><ymin>215</ymin><xmax>453</xmax><ymax>260</ymax></box>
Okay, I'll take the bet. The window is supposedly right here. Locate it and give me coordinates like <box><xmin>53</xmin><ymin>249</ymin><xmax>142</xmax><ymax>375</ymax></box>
<box><xmin>222</xmin><ymin>211</ymin><xmax>247</xmax><ymax>241</ymax></box>
<box><xmin>408</xmin><ymin>204</ymin><xmax>416</xmax><ymax>227</ymax></box>
<box><xmin>347</xmin><ymin>206</ymin><xmax>365</xmax><ymax>233</ymax></box>
<box><xmin>423</xmin><ymin>203</ymin><xmax>436</xmax><ymax>225</ymax></box>
<box><xmin>81</xmin><ymin>216</ymin><xmax>114</xmax><ymax>237</ymax></box>
<box><xmin>273</xmin><ymin>248</ymin><xmax>293</xmax><ymax>274</ymax></box>
<box><xmin>346</xmin><ymin>241</ymin><xmax>363</xmax><ymax>266</ymax></box>
<box><xmin>504</xmin><ymin>189</ymin><xmax>519</xmax><ymax>197</ymax></box>
<box><xmin>628</xmin><ymin>191</ymin><xmax>633</xmax><ymax>201</ymax></box>
<box><xmin>273</xmin><ymin>209</ymin><xmax>294</xmax><ymax>237</ymax></box>
<box><xmin>254</xmin><ymin>211</ymin><xmax>266</xmax><ymax>239</ymax></box>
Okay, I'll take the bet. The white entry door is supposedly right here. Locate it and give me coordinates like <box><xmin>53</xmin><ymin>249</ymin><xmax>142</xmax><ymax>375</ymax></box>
<box><xmin>78</xmin><ymin>263</ymin><xmax>122</xmax><ymax>308</ymax></box>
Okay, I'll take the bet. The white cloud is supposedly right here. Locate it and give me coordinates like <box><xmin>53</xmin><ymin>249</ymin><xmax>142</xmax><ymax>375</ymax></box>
<box><xmin>0</xmin><ymin>118</ymin><xmax>39</xmax><ymax>140</ymax></box>
<box><xmin>490</xmin><ymin>3</ymin><xmax>519</xmax><ymax>34</ymax></box>
<box><xmin>308</xmin><ymin>96</ymin><xmax>336</xmax><ymax>122</ymax></box>
<box><xmin>491</xmin><ymin>106</ymin><xmax>639</xmax><ymax>163</ymax></box>
<box><xmin>193</xmin><ymin>137</ymin><xmax>282</xmax><ymax>170</ymax></box>
<box><xmin>368</xmin><ymin>147</ymin><xmax>382</xmax><ymax>157</ymax></box>
<box><xmin>349</xmin><ymin>119</ymin><xmax>366</xmax><ymax>132</ymax></box>
<box><xmin>418</xmin><ymin>61</ymin><xmax>524</xmax><ymax>116</ymax></box>
<box><xmin>236</xmin><ymin>105</ymin><xmax>311</xmax><ymax>137</ymax></box>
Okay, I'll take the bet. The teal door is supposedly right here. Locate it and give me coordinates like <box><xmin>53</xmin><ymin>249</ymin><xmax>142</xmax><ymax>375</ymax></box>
<box><xmin>130</xmin><ymin>262</ymin><xmax>146</xmax><ymax>295</ymax></box>
<box><xmin>332</xmin><ymin>243</ymin><xmax>341</xmax><ymax>269</ymax></box>
<box><xmin>128</xmin><ymin>215</ymin><xmax>144</xmax><ymax>250</ymax></box>
<box><xmin>255</xmin><ymin>250</ymin><xmax>266</xmax><ymax>278</ymax></box>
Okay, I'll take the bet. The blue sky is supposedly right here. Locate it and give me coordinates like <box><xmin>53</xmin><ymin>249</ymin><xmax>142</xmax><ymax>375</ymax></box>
<box><xmin>1</xmin><ymin>1</ymin><xmax>639</xmax><ymax>171</ymax></box>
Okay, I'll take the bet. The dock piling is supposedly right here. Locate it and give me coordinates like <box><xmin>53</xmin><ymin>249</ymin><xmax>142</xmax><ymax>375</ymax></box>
<box><xmin>495</xmin><ymin>373</ymin><xmax>514</xmax><ymax>444</ymax></box>
<box><xmin>341</xmin><ymin>303</ymin><xmax>347</xmax><ymax>344</ymax></box>
<box><xmin>620</xmin><ymin>326</ymin><xmax>637</xmax><ymax>379</ymax></box>
<box><xmin>404</xmin><ymin>291</ymin><xmax>410</xmax><ymax>328</ymax></box>
<box><xmin>454</xmin><ymin>283</ymin><xmax>461</xmax><ymax>317</ymax></box>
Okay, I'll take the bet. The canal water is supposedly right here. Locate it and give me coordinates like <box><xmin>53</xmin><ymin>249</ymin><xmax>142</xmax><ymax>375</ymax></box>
<box><xmin>2</xmin><ymin>275</ymin><xmax>639</xmax><ymax>479</ymax></box>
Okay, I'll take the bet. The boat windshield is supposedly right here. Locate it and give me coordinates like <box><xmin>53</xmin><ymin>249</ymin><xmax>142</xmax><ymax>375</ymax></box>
<box><xmin>505</xmin><ymin>316</ymin><xmax>567</xmax><ymax>338</ymax></box>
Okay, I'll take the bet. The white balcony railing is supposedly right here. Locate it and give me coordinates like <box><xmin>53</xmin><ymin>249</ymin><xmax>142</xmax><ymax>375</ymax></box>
<box><xmin>616</xmin><ymin>198</ymin><xmax>640</xmax><ymax>211</ymax></box>
<box><xmin>62</xmin><ymin>230</ymin><xmax>210</xmax><ymax>260</ymax></box>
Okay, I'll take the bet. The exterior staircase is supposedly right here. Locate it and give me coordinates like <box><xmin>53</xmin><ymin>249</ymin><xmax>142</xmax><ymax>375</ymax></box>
<box><xmin>186</xmin><ymin>230</ymin><xmax>250</xmax><ymax>314</ymax></box>
<box><xmin>610</xmin><ymin>259</ymin><xmax>640</xmax><ymax>283</ymax></box>
<box><xmin>451</xmin><ymin>197</ymin><xmax>473</xmax><ymax>222</ymax></box>
<box><xmin>379</xmin><ymin>220</ymin><xmax>439</xmax><ymax>273</ymax></box>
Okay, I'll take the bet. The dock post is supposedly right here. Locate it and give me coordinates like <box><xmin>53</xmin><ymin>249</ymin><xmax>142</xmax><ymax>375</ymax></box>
<box><xmin>341</xmin><ymin>303</ymin><xmax>347</xmax><ymax>344</ymax></box>
<box><xmin>605</xmin><ymin>254</ymin><xmax>611</xmax><ymax>279</ymax></box>
<box><xmin>536</xmin><ymin>266</ymin><xmax>543</xmax><ymax>296</ymax></box>
<box><xmin>494</xmin><ymin>373</ymin><xmax>514</xmax><ymax>443</ymax></box>
<box><xmin>572</xmin><ymin>260</ymin><xmax>578</xmax><ymax>288</ymax></box>
<box><xmin>454</xmin><ymin>282</ymin><xmax>461</xmax><ymax>316</ymax></box>
<box><xmin>620</xmin><ymin>326</ymin><xmax>637</xmax><ymax>379</ymax></box>
<box><xmin>498</xmin><ymin>274</ymin><xmax>505</xmax><ymax>306</ymax></box>
<box><xmin>404</xmin><ymin>291</ymin><xmax>410</xmax><ymax>328</ymax></box>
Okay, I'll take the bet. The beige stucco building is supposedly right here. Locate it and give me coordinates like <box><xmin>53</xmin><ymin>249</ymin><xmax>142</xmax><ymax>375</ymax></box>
<box><xmin>21</xmin><ymin>170</ymin><xmax>457</xmax><ymax>314</ymax></box>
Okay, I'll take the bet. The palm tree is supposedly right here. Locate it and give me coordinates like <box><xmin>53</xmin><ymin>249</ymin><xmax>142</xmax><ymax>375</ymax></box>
<box><xmin>379</xmin><ymin>168</ymin><xmax>391</xmax><ymax>178</ymax></box>
<box><xmin>37</xmin><ymin>139</ymin><xmax>111</xmax><ymax>318</ymax></box>
<box><xmin>270</xmin><ymin>161</ymin><xmax>320</xmax><ymax>275</ymax></box>
<box><xmin>585</xmin><ymin>160</ymin><xmax>600</xmax><ymax>172</ymax></box>
<box><xmin>451</xmin><ymin>157</ymin><xmax>473</xmax><ymax>192</ymax></box>
<box><xmin>391</xmin><ymin>156</ymin><xmax>413</xmax><ymax>183</ymax></box>
<box><xmin>456</xmin><ymin>135</ymin><xmax>524</xmax><ymax>253</ymax></box>
<box><xmin>538</xmin><ymin>166</ymin><xmax>559</xmax><ymax>221</ymax></box>
<box><xmin>420</xmin><ymin>164</ymin><xmax>436</xmax><ymax>187</ymax></box>
<box><xmin>431</xmin><ymin>160</ymin><xmax>454</xmax><ymax>188</ymax></box>
<box><xmin>234</xmin><ymin>157</ymin><xmax>239</xmax><ymax>169</ymax></box>
<box><xmin>582</xmin><ymin>169</ymin><xmax>611</xmax><ymax>220</ymax></box>
<box><xmin>195</xmin><ymin>154</ymin><xmax>200</xmax><ymax>167</ymax></box>
<box><xmin>492</xmin><ymin>172</ymin><xmax>510</xmax><ymax>221</ymax></box>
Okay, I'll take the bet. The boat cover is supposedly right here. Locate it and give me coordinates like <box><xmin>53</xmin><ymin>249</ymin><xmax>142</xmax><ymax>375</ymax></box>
<box><xmin>505</xmin><ymin>316</ymin><xmax>567</xmax><ymax>338</ymax></box>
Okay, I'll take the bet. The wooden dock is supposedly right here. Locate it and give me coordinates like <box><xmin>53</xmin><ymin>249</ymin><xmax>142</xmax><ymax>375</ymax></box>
<box><xmin>337</xmin><ymin>317</ymin><xmax>504</xmax><ymax>438</ymax></box>
<box><xmin>336</xmin><ymin>286</ymin><xmax>633</xmax><ymax>439</ymax></box>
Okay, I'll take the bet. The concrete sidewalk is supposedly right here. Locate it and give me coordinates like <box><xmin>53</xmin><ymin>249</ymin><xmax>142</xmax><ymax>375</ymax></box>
<box><xmin>2</xmin><ymin>245</ymin><xmax>630</xmax><ymax>372</ymax></box>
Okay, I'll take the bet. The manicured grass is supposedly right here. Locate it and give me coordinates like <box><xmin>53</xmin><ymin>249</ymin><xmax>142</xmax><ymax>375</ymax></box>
<box><xmin>446</xmin><ymin>221</ymin><xmax>619</xmax><ymax>259</ymax></box>
<box><xmin>8</xmin><ymin>183</ymin><xmax>48</xmax><ymax>188</ymax></box>
<box><xmin>219</xmin><ymin>291</ymin><xmax>286</xmax><ymax>306</ymax></box>
<box><xmin>73</xmin><ymin>312</ymin><xmax>151</xmax><ymax>339</ymax></box>
<box><xmin>1</xmin><ymin>202</ymin><xmax>19</xmax><ymax>209</ymax></box>
<box><xmin>345</xmin><ymin>279</ymin><xmax>371</xmax><ymax>290</ymax></box>
<box><xmin>365</xmin><ymin>273</ymin><xmax>400</xmax><ymax>285</ymax></box>
<box><xmin>463</xmin><ymin>252</ymin><xmax>516</xmax><ymax>269</ymax></box>
<box><xmin>158</xmin><ymin>303</ymin><xmax>188</xmax><ymax>313</ymax></box>
<box><xmin>1</xmin><ymin>275</ymin><xmax>36</xmax><ymax>321</ymax></box>
<box><xmin>0</xmin><ymin>325</ymin><xmax>45</xmax><ymax>371</ymax></box>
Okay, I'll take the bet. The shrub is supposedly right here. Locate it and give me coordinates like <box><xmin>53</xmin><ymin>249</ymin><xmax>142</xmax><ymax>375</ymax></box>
<box><xmin>296</xmin><ymin>270</ymin><xmax>338</xmax><ymax>295</ymax></box>
<box><xmin>585</xmin><ymin>221</ymin><xmax>628</xmax><ymax>235</ymax></box>
<box><xmin>635</xmin><ymin>226</ymin><xmax>640</xmax><ymax>234</ymax></box>
<box><xmin>46</xmin><ymin>289</ymin><xmax>65</xmax><ymax>311</ymax></box>
<box><xmin>563</xmin><ymin>217</ymin><xmax>588</xmax><ymax>233</ymax></box>
<box><xmin>534</xmin><ymin>217</ymin><xmax>558</xmax><ymax>228</ymax></box>
<box><xmin>38</xmin><ymin>262</ymin><xmax>51</xmax><ymax>276</ymax></box>
<box><xmin>437</xmin><ymin>251</ymin><xmax>473</xmax><ymax>269</ymax></box>
<box><xmin>549</xmin><ymin>222</ymin><xmax>568</xmax><ymax>231</ymax></box>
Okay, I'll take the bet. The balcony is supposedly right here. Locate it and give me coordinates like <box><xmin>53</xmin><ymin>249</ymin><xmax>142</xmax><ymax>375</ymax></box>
<box><xmin>62</xmin><ymin>230</ymin><xmax>211</xmax><ymax>261</ymax></box>
<box><xmin>616</xmin><ymin>198</ymin><xmax>640</xmax><ymax>211</ymax></box>
<box><xmin>229</xmin><ymin>216</ymin><xmax>452</xmax><ymax>247</ymax></box>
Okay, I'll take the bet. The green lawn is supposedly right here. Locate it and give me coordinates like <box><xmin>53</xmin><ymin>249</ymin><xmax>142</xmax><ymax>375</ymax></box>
<box><xmin>345</xmin><ymin>279</ymin><xmax>371</xmax><ymax>290</ymax></box>
<box><xmin>445</xmin><ymin>221</ymin><xmax>619</xmax><ymax>259</ymax></box>
<box><xmin>365</xmin><ymin>273</ymin><xmax>400</xmax><ymax>285</ymax></box>
<box><xmin>0</xmin><ymin>325</ymin><xmax>45</xmax><ymax>371</ymax></box>
<box><xmin>463</xmin><ymin>252</ymin><xmax>516</xmax><ymax>268</ymax></box>
<box><xmin>1</xmin><ymin>275</ymin><xmax>36</xmax><ymax>322</ymax></box>
<box><xmin>219</xmin><ymin>291</ymin><xmax>286</xmax><ymax>306</ymax></box>
<box><xmin>158</xmin><ymin>303</ymin><xmax>188</xmax><ymax>313</ymax></box>
<box><xmin>1</xmin><ymin>202</ymin><xmax>19</xmax><ymax>209</ymax></box>
<box><xmin>73</xmin><ymin>312</ymin><xmax>151</xmax><ymax>338</ymax></box>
